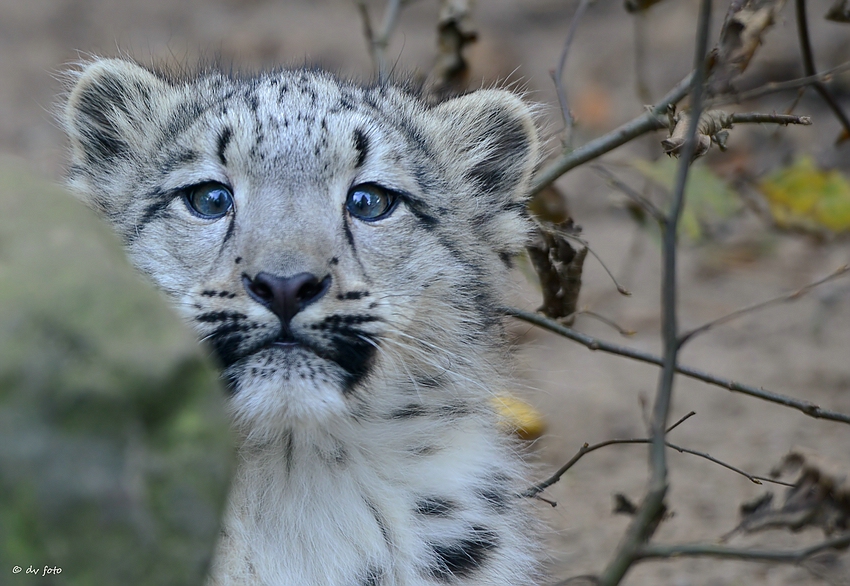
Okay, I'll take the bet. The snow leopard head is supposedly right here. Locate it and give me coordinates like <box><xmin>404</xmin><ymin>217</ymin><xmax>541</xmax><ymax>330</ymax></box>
<box><xmin>63</xmin><ymin>59</ymin><xmax>539</xmax><ymax>439</ymax></box>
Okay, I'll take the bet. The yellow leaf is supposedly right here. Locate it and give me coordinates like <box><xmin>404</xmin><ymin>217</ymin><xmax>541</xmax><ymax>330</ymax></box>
<box><xmin>491</xmin><ymin>394</ymin><xmax>546</xmax><ymax>441</ymax></box>
<box><xmin>759</xmin><ymin>157</ymin><xmax>850</xmax><ymax>234</ymax></box>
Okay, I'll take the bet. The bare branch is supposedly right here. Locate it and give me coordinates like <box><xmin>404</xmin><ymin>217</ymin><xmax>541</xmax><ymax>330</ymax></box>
<box><xmin>665</xmin><ymin>410</ymin><xmax>696</xmax><ymax>433</ymax></box>
<box><xmin>662</xmin><ymin>110</ymin><xmax>812</xmax><ymax>158</ymax></box>
<box><xmin>728</xmin><ymin>112</ymin><xmax>812</xmax><ymax>125</ymax></box>
<box><xmin>578</xmin><ymin>310</ymin><xmax>637</xmax><ymax>337</ymax></box>
<box><xmin>553</xmin><ymin>0</ymin><xmax>594</xmax><ymax>145</ymax></box>
<box><xmin>636</xmin><ymin>532</ymin><xmax>850</xmax><ymax>562</ymax></box>
<box><xmin>598</xmin><ymin>1</ymin><xmax>714</xmax><ymax>581</ymax></box>
<box><xmin>531</xmin><ymin>72</ymin><xmax>694</xmax><ymax>195</ymax></box>
<box><xmin>523</xmin><ymin>435</ymin><xmax>792</xmax><ymax>501</ymax></box>
<box><xmin>355</xmin><ymin>0</ymin><xmax>405</xmax><ymax>82</ymax></box>
<box><xmin>712</xmin><ymin>60</ymin><xmax>850</xmax><ymax>105</ymax></box>
<box><xmin>679</xmin><ymin>265</ymin><xmax>850</xmax><ymax>345</ymax></box>
<box><xmin>795</xmin><ymin>0</ymin><xmax>850</xmax><ymax>141</ymax></box>
<box><xmin>504</xmin><ymin>307</ymin><xmax>850</xmax><ymax>425</ymax></box>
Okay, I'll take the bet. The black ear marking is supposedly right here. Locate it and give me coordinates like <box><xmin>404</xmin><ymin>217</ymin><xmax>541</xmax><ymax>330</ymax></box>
<box><xmin>66</xmin><ymin>59</ymin><xmax>166</xmax><ymax>163</ymax></box>
<box><xmin>465</xmin><ymin>113</ymin><xmax>529</xmax><ymax>195</ymax></box>
<box><xmin>433</xmin><ymin>90</ymin><xmax>538</xmax><ymax>201</ymax></box>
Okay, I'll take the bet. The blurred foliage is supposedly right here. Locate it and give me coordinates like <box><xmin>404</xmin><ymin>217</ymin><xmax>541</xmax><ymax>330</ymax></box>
<box><xmin>0</xmin><ymin>160</ymin><xmax>233</xmax><ymax>586</ymax></box>
<box><xmin>631</xmin><ymin>157</ymin><xmax>742</xmax><ymax>242</ymax></box>
<box><xmin>758</xmin><ymin>157</ymin><xmax>850</xmax><ymax>236</ymax></box>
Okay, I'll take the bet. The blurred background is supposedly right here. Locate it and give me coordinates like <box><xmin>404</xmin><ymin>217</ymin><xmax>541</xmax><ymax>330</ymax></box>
<box><xmin>2</xmin><ymin>0</ymin><xmax>850</xmax><ymax>584</ymax></box>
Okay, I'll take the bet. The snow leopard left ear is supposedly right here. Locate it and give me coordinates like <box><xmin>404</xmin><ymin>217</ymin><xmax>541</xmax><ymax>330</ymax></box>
<box><xmin>64</xmin><ymin>59</ymin><xmax>172</xmax><ymax>168</ymax></box>
<box><xmin>432</xmin><ymin>89</ymin><xmax>540</xmax><ymax>205</ymax></box>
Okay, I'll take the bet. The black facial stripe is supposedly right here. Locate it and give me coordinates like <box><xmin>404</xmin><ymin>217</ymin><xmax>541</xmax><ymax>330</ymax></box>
<box><xmin>132</xmin><ymin>198</ymin><xmax>171</xmax><ymax>239</ymax></box>
<box><xmin>337</xmin><ymin>290</ymin><xmax>369</xmax><ymax>301</ymax></box>
<box><xmin>400</xmin><ymin>195</ymin><xmax>439</xmax><ymax>230</ymax></box>
<box><xmin>415</xmin><ymin>497</ymin><xmax>456</xmax><ymax>517</ymax></box>
<box><xmin>195</xmin><ymin>310</ymin><xmax>247</xmax><ymax>323</ymax></box>
<box><xmin>427</xmin><ymin>527</ymin><xmax>498</xmax><ymax>582</ymax></box>
<box><xmin>327</xmin><ymin>332</ymin><xmax>377</xmax><ymax>393</ymax></box>
<box><xmin>221</xmin><ymin>215</ymin><xmax>236</xmax><ymax>248</ymax></box>
<box><xmin>207</xmin><ymin>329</ymin><xmax>247</xmax><ymax>369</ymax></box>
<box><xmin>319</xmin><ymin>314</ymin><xmax>381</xmax><ymax>327</ymax></box>
<box><xmin>217</xmin><ymin>126</ymin><xmax>232</xmax><ymax>165</ymax></box>
<box><xmin>354</xmin><ymin>128</ymin><xmax>369</xmax><ymax>168</ymax></box>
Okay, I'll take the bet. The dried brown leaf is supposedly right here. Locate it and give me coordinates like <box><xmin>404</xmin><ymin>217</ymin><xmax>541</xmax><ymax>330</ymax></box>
<box><xmin>710</xmin><ymin>0</ymin><xmax>786</xmax><ymax>94</ymax></box>
<box><xmin>826</xmin><ymin>0</ymin><xmax>850</xmax><ymax>22</ymax></box>
<box><xmin>735</xmin><ymin>449</ymin><xmax>850</xmax><ymax>537</ymax></box>
<box><xmin>427</xmin><ymin>0</ymin><xmax>478</xmax><ymax>100</ymax></box>
<box><xmin>624</xmin><ymin>0</ymin><xmax>668</xmax><ymax>14</ymax></box>
<box><xmin>527</xmin><ymin>220</ymin><xmax>586</xmax><ymax>324</ymax></box>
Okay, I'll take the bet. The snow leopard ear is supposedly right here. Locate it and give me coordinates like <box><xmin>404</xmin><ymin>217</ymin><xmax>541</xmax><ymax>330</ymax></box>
<box><xmin>64</xmin><ymin>59</ymin><xmax>170</xmax><ymax>167</ymax></box>
<box><xmin>432</xmin><ymin>89</ymin><xmax>540</xmax><ymax>204</ymax></box>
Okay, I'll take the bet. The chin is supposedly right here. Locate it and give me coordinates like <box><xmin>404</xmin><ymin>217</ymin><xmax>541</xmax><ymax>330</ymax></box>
<box><xmin>224</xmin><ymin>345</ymin><xmax>352</xmax><ymax>441</ymax></box>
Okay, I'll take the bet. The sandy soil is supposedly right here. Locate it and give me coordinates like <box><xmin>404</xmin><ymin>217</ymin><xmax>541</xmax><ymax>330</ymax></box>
<box><xmin>4</xmin><ymin>0</ymin><xmax>850</xmax><ymax>583</ymax></box>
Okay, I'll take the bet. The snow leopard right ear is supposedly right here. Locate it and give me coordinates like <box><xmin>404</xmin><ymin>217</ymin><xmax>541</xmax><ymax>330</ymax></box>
<box><xmin>431</xmin><ymin>89</ymin><xmax>540</xmax><ymax>205</ymax></box>
<box><xmin>64</xmin><ymin>59</ymin><xmax>171</xmax><ymax>167</ymax></box>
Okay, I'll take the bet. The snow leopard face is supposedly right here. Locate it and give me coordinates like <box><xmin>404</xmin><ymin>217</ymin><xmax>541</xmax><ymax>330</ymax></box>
<box><xmin>63</xmin><ymin>59</ymin><xmax>539</xmax><ymax>438</ymax></box>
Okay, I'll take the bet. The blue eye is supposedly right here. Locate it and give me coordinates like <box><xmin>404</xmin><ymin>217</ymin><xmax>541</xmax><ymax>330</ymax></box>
<box><xmin>184</xmin><ymin>182</ymin><xmax>233</xmax><ymax>219</ymax></box>
<box><xmin>346</xmin><ymin>184</ymin><xmax>397</xmax><ymax>221</ymax></box>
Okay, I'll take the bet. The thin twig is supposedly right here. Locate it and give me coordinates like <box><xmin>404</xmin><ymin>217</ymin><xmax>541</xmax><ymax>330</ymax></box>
<box><xmin>505</xmin><ymin>307</ymin><xmax>850</xmax><ymax>425</ymax></box>
<box><xmin>524</xmin><ymin>435</ymin><xmax>792</xmax><ymax>500</ymax></box>
<box><xmin>531</xmin><ymin>72</ymin><xmax>694</xmax><ymax>195</ymax></box>
<box><xmin>728</xmin><ymin>113</ymin><xmax>812</xmax><ymax>126</ymax></box>
<box><xmin>795</xmin><ymin>0</ymin><xmax>850</xmax><ymax>139</ymax></box>
<box><xmin>579</xmin><ymin>310</ymin><xmax>637</xmax><ymax>337</ymax></box>
<box><xmin>553</xmin><ymin>0</ymin><xmax>593</xmax><ymax>145</ymax></box>
<box><xmin>637</xmin><ymin>532</ymin><xmax>850</xmax><ymax>562</ymax></box>
<box><xmin>665</xmin><ymin>410</ymin><xmax>696</xmax><ymax>433</ymax></box>
<box><xmin>356</xmin><ymin>0</ymin><xmax>405</xmax><ymax>82</ymax></box>
<box><xmin>562</xmin><ymin>233</ymin><xmax>632</xmax><ymax>296</ymax></box>
<box><xmin>711</xmin><ymin>60</ymin><xmax>850</xmax><ymax>106</ymax></box>
<box><xmin>679</xmin><ymin>265</ymin><xmax>850</xmax><ymax>345</ymax></box>
<box><xmin>592</xmin><ymin>164</ymin><xmax>667</xmax><ymax>223</ymax></box>
<box><xmin>598</xmin><ymin>3</ymin><xmax>713</xmax><ymax>580</ymax></box>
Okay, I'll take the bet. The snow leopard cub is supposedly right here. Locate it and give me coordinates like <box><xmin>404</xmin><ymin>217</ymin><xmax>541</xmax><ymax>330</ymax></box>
<box><xmin>63</xmin><ymin>58</ymin><xmax>542</xmax><ymax>585</ymax></box>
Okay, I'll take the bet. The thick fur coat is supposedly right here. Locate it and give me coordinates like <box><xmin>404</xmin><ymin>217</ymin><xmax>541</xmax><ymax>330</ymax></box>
<box><xmin>63</xmin><ymin>59</ymin><xmax>542</xmax><ymax>585</ymax></box>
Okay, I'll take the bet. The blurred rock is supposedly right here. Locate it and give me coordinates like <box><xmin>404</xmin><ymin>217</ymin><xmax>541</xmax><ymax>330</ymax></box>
<box><xmin>0</xmin><ymin>159</ymin><xmax>233</xmax><ymax>586</ymax></box>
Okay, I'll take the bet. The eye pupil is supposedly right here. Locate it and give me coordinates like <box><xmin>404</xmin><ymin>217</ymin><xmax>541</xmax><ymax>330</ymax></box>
<box><xmin>185</xmin><ymin>183</ymin><xmax>233</xmax><ymax>218</ymax></box>
<box><xmin>346</xmin><ymin>184</ymin><xmax>395</xmax><ymax>221</ymax></box>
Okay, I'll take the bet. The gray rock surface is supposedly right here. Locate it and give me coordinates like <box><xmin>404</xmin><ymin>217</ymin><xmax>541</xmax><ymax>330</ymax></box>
<box><xmin>0</xmin><ymin>159</ymin><xmax>233</xmax><ymax>585</ymax></box>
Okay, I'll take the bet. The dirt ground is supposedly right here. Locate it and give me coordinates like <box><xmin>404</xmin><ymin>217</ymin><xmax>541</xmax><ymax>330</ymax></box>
<box><xmin>4</xmin><ymin>0</ymin><xmax>850</xmax><ymax>584</ymax></box>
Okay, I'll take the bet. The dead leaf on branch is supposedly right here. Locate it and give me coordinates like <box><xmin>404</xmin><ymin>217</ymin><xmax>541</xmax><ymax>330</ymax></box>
<box><xmin>661</xmin><ymin>109</ymin><xmax>811</xmax><ymax>160</ymax></box>
<box><xmin>826</xmin><ymin>0</ymin><xmax>850</xmax><ymax>22</ymax></box>
<box><xmin>709</xmin><ymin>0</ymin><xmax>786</xmax><ymax>94</ymax></box>
<box><xmin>733</xmin><ymin>449</ymin><xmax>850</xmax><ymax>537</ymax></box>
<box><xmin>624</xmin><ymin>0</ymin><xmax>668</xmax><ymax>14</ymax></box>
<box><xmin>526</xmin><ymin>214</ymin><xmax>586</xmax><ymax>324</ymax></box>
<box><xmin>426</xmin><ymin>0</ymin><xmax>478</xmax><ymax>100</ymax></box>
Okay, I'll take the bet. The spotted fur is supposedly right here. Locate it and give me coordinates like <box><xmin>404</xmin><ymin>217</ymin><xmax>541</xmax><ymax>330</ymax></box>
<box><xmin>63</xmin><ymin>58</ymin><xmax>542</xmax><ymax>585</ymax></box>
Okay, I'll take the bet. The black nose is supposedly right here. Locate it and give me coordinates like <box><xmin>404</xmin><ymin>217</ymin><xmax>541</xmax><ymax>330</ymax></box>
<box><xmin>242</xmin><ymin>271</ymin><xmax>331</xmax><ymax>324</ymax></box>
